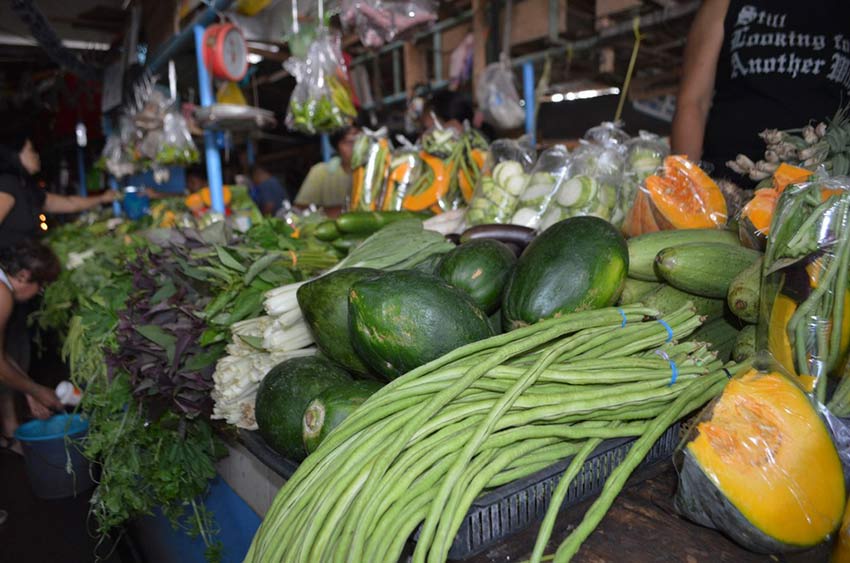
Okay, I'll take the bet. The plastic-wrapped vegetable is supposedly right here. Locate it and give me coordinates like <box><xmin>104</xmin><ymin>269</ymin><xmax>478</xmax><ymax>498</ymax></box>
<box><xmin>737</xmin><ymin>163</ymin><xmax>813</xmax><ymax>250</ymax></box>
<box><xmin>285</xmin><ymin>30</ymin><xmax>357</xmax><ymax>135</ymax></box>
<box><xmin>757</xmin><ymin>178</ymin><xmax>850</xmax><ymax>408</ymax></box>
<box><xmin>583</xmin><ymin>121</ymin><xmax>630</xmax><ymax>148</ymax></box>
<box><xmin>381</xmin><ymin>140</ymin><xmax>424</xmax><ymax>211</ymax></box>
<box><xmin>350</xmin><ymin>128</ymin><xmax>392</xmax><ymax>211</ymax></box>
<box><xmin>674</xmin><ymin>367</ymin><xmax>846</xmax><ymax>554</ymax></box>
<box><xmin>619</xmin><ymin>132</ymin><xmax>669</xmax><ymax>229</ymax></box>
<box><xmin>623</xmin><ymin>156</ymin><xmax>728</xmax><ymax>237</ymax></box>
<box><xmin>465</xmin><ymin>139</ymin><xmax>535</xmax><ymax>225</ymax></box>
<box><xmin>401</xmin><ymin>126</ymin><xmax>459</xmax><ymax>213</ymax></box>
<box><xmin>538</xmin><ymin>144</ymin><xmax>623</xmax><ymax>231</ymax></box>
<box><xmin>510</xmin><ymin>145</ymin><xmax>571</xmax><ymax>230</ymax></box>
<box><xmin>155</xmin><ymin>109</ymin><xmax>200</xmax><ymax>167</ymax></box>
<box><xmin>452</xmin><ymin>125</ymin><xmax>489</xmax><ymax>204</ymax></box>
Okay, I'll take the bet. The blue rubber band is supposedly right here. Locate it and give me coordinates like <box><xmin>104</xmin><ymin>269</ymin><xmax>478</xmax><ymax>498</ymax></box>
<box><xmin>617</xmin><ymin>307</ymin><xmax>627</xmax><ymax>327</ymax></box>
<box><xmin>656</xmin><ymin>319</ymin><xmax>674</xmax><ymax>342</ymax></box>
<box><xmin>654</xmin><ymin>349</ymin><xmax>678</xmax><ymax>385</ymax></box>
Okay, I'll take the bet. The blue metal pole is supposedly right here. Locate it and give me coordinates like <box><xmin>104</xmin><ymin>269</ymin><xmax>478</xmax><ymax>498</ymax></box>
<box><xmin>246</xmin><ymin>139</ymin><xmax>256</xmax><ymax>166</ymax></box>
<box><xmin>193</xmin><ymin>25</ymin><xmax>226</xmax><ymax>215</ymax></box>
<box><xmin>76</xmin><ymin>146</ymin><xmax>87</xmax><ymax>197</ymax></box>
<box><xmin>522</xmin><ymin>62</ymin><xmax>536</xmax><ymax>146</ymax></box>
<box><xmin>108</xmin><ymin>176</ymin><xmax>122</xmax><ymax>217</ymax></box>
<box><xmin>320</xmin><ymin>134</ymin><xmax>332</xmax><ymax>163</ymax></box>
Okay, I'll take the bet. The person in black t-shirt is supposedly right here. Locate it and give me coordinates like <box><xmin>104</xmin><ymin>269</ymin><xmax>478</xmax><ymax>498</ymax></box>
<box><xmin>671</xmin><ymin>0</ymin><xmax>850</xmax><ymax>178</ymax></box>
<box><xmin>0</xmin><ymin>133</ymin><xmax>117</xmax><ymax>247</ymax></box>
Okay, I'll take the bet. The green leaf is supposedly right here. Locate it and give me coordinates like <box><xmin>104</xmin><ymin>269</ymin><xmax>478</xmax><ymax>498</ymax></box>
<box><xmin>243</xmin><ymin>253</ymin><xmax>280</xmax><ymax>285</ymax></box>
<box><xmin>215</xmin><ymin>246</ymin><xmax>247</xmax><ymax>272</ymax></box>
<box><xmin>238</xmin><ymin>334</ymin><xmax>265</xmax><ymax>351</ymax></box>
<box><xmin>151</xmin><ymin>280</ymin><xmax>176</xmax><ymax>304</ymax></box>
<box><xmin>183</xmin><ymin>344</ymin><xmax>225</xmax><ymax>372</ymax></box>
<box><xmin>199</xmin><ymin>328</ymin><xmax>226</xmax><ymax>347</ymax></box>
<box><xmin>135</xmin><ymin>325</ymin><xmax>177</xmax><ymax>364</ymax></box>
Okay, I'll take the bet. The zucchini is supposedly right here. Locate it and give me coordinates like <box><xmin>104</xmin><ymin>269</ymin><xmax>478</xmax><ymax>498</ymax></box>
<box><xmin>618</xmin><ymin>278</ymin><xmax>662</xmax><ymax>305</ymax></box>
<box><xmin>727</xmin><ymin>256</ymin><xmax>762</xmax><ymax>324</ymax></box>
<box><xmin>655</xmin><ymin>243</ymin><xmax>762</xmax><ymax>299</ymax></box>
<box><xmin>315</xmin><ymin>220</ymin><xmax>341</xmax><ymax>241</ymax></box>
<box><xmin>642</xmin><ymin>284</ymin><xmax>725</xmax><ymax>321</ymax></box>
<box><xmin>331</xmin><ymin>234</ymin><xmax>365</xmax><ymax>253</ymax></box>
<box><xmin>732</xmin><ymin>324</ymin><xmax>756</xmax><ymax>363</ymax></box>
<box><xmin>335</xmin><ymin>211</ymin><xmax>428</xmax><ymax>236</ymax></box>
<box><xmin>628</xmin><ymin>229</ymin><xmax>740</xmax><ymax>281</ymax></box>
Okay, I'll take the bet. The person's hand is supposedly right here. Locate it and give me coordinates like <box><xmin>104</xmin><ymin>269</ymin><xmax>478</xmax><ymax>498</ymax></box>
<box><xmin>98</xmin><ymin>190</ymin><xmax>119</xmax><ymax>204</ymax></box>
<box><xmin>26</xmin><ymin>385</ymin><xmax>62</xmax><ymax>418</ymax></box>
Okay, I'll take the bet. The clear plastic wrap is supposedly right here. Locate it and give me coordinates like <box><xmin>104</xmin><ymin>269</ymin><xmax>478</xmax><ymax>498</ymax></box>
<box><xmin>674</xmin><ymin>367</ymin><xmax>846</xmax><ymax>554</ymax></box>
<box><xmin>381</xmin><ymin>139</ymin><xmax>424</xmax><ymax>211</ymax></box>
<box><xmin>757</xmin><ymin>178</ymin><xmax>850</xmax><ymax>405</ymax></box>
<box><xmin>622</xmin><ymin>156</ymin><xmax>728</xmax><ymax>237</ymax></box>
<box><xmin>401</xmin><ymin>125</ymin><xmax>460</xmax><ymax>213</ymax></box>
<box><xmin>475</xmin><ymin>57</ymin><xmax>524</xmax><ymax>130</ymax></box>
<box><xmin>350</xmin><ymin>127</ymin><xmax>392</xmax><ymax>211</ymax></box>
<box><xmin>340</xmin><ymin>0</ymin><xmax>437</xmax><ymax>48</ymax></box>
<box><xmin>285</xmin><ymin>30</ymin><xmax>357</xmax><ymax>134</ymax></box>
<box><xmin>450</xmin><ymin>125</ymin><xmax>489</xmax><ymax>205</ymax></box>
<box><xmin>538</xmin><ymin>143</ymin><xmax>624</xmax><ymax>231</ymax></box>
<box><xmin>509</xmin><ymin>145</ymin><xmax>571</xmax><ymax>230</ymax></box>
<box><xmin>155</xmin><ymin>109</ymin><xmax>200</xmax><ymax>167</ymax></box>
<box><xmin>583</xmin><ymin>121</ymin><xmax>630</xmax><ymax>148</ymax></box>
<box><xmin>465</xmin><ymin>139</ymin><xmax>535</xmax><ymax>225</ymax></box>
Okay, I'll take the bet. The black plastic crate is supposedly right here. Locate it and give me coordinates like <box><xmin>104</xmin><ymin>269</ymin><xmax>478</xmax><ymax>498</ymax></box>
<box><xmin>443</xmin><ymin>423</ymin><xmax>681</xmax><ymax>559</ymax></box>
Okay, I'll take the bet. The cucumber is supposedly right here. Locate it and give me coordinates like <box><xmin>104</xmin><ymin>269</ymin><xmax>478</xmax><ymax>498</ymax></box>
<box><xmin>618</xmin><ymin>278</ymin><xmax>662</xmax><ymax>305</ymax></box>
<box><xmin>334</xmin><ymin>211</ymin><xmax>429</xmax><ymax>235</ymax></box>
<box><xmin>655</xmin><ymin>243</ymin><xmax>762</xmax><ymax>299</ymax></box>
<box><xmin>642</xmin><ymin>284</ymin><xmax>725</xmax><ymax>321</ymax></box>
<box><xmin>732</xmin><ymin>324</ymin><xmax>756</xmax><ymax>363</ymax></box>
<box><xmin>687</xmin><ymin>316</ymin><xmax>741</xmax><ymax>363</ymax></box>
<box><xmin>331</xmin><ymin>234</ymin><xmax>366</xmax><ymax>253</ymax></box>
<box><xmin>628</xmin><ymin>229</ymin><xmax>741</xmax><ymax>281</ymax></box>
<box><xmin>727</xmin><ymin>256</ymin><xmax>762</xmax><ymax>324</ymax></box>
<box><xmin>315</xmin><ymin>220</ymin><xmax>341</xmax><ymax>241</ymax></box>
<box><xmin>556</xmin><ymin>175</ymin><xmax>596</xmax><ymax>208</ymax></box>
<box><xmin>302</xmin><ymin>380</ymin><xmax>384</xmax><ymax>453</ymax></box>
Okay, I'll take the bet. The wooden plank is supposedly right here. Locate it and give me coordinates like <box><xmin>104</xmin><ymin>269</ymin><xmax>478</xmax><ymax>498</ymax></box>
<box><xmin>404</xmin><ymin>41</ymin><xmax>429</xmax><ymax>95</ymax></box>
<box><xmin>505</xmin><ymin>0</ymin><xmax>567</xmax><ymax>47</ymax></box>
<box><xmin>596</xmin><ymin>0</ymin><xmax>641</xmax><ymax>19</ymax></box>
<box><xmin>472</xmin><ymin>0</ymin><xmax>490</xmax><ymax>93</ymax></box>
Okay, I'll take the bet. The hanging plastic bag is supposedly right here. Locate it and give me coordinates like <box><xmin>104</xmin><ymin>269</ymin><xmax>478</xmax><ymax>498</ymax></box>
<box><xmin>622</xmin><ymin>155</ymin><xmax>728</xmax><ymax>237</ymax></box>
<box><xmin>510</xmin><ymin>145</ymin><xmax>571</xmax><ymax>230</ymax></box>
<box><xmin>757</xmin><ymin>177</ymin><xmax>850</xmax><ymax>404</ymax></box>
<box><xmin>538</xmin><ymin>143</ymin><xmax>624</xmax><ymax>231</ymax></box>
<box><xmin>350</xmin><ymin>127</ymin><xmax>392</xmax><ymax>211</ymax></box>
<box><xmin>155</xmin><ymin>109</ymin><xmax>200</xmax><ymax>167</ymax></box>
<box><xmin>674</xmin><ymin>367</ymin><xmax>846</xmax><ymax>554</ymax></box>
<box><xmin>465</xmin><ymin>138</ymin><xmax>535</xmax><ymax>225</ymax></box>
<box><xmin>340</xmin><ymin>0</ymin><xmax>437</xmax><ymax>48</ymax></box>
<box><xmin>381</xmin><ymin>138</ymin><xmax>424</xmax><ymax>211</ymax></box>
<box><xmin>475</xmin><ymin>57</ymin><xmax>525</xmax><ymax>130</ymax></box>
<box><xmin>285</xmin><ymin>30</ymin><xmax>357</xmax><ymax>135</ymax></box>
<box><xmin>401</xmin><ymin>124</ymin><xmax>459</xmax><ymax>213</ymax></box>
<box><xmin>620</xmin><ymin>131</ymin><xmax>668</xmax><ymax>227</ymax></box>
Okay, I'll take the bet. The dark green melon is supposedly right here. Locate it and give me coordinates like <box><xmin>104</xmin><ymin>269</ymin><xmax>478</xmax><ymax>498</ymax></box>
<box><xmin>437</xmin><ymin>239</ymin><xmax>517</xmax><ymax>314</ymax></box>
<box><xmin>302</xmin><ymin>379</ymin><xmax>384</xmax><ymax>453</ymax></box>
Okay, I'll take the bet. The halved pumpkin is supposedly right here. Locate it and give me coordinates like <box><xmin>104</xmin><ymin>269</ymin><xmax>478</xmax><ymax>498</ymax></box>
<box><xmin>675</xmin><ymin>369</ymin><xmax>845</xmax><ymax>553</ymax></box>
<box><xmin>644</xmin><ymin>156</ymin><xmax>727</xmax><ymax>230</ymax></box>
<box><xmin>773</xmin><ymin>163</ymin><xmax>812</xmax><ymax>193</ymax></box>
<box><xmin>739</xmin><ymin>188</ymin><xmax>780</xmax><ymax>250</ymax></box>
<box><xmin>622</xmin><ymin>188</ymin><xmax>661</xmax><ymax>237</ymax></box>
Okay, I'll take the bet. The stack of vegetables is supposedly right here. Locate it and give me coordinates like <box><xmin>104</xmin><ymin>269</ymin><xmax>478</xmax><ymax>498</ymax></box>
<box><xmin>620</xmin><ymin>228</ymin><xmax>762</xmax><ymax>365</ymax></box>
<box><xmin>242</xmin><ymin>215</ymin><xmax>753</xmax><ymax>562</ymax></box>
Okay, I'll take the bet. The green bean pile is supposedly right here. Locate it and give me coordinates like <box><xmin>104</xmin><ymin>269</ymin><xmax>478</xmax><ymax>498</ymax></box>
<box><xmin>247</xmin><ymin>304</ymin><xmax>736</xmax><ymax>563</ymax></box>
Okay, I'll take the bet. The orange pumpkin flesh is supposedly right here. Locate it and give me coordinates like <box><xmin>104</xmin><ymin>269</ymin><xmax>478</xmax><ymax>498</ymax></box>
<box><xmin>644</xmin><ymin>156</ymin><xmax>727</xmax><ymax>230</ymax></box>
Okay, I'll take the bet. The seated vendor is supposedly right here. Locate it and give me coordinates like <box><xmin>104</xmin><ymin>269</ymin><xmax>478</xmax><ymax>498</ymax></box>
<box><xmin>293</xmin><ymin>125</ymin><xmax>359</xmax><ymax>217</ymax></box>
<box><xmin>249</xmin><ymin>164</ymin><xmax>288</xmax><ymax>216</ymax></box>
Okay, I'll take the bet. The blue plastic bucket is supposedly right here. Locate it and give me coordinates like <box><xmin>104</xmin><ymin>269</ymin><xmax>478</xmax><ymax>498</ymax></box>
<box><xmin>14</xmin><ymin>414</ymin><xmax>94</xmax><ymax>499</ymax></box>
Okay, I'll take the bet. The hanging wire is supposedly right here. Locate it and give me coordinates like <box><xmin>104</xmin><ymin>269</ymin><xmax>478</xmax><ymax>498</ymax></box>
<box><xmin>615</xmin><ymin>15</ymin><xmax>642</xmax><ymax>122</ymax></box>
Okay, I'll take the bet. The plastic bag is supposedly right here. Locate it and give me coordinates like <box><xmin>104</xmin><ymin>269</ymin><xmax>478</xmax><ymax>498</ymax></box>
<box><xmin>583</xmin><ymin>121</ymin><xmax>630</xmax><ymax>148</ymax></box>
<box><xmin>350</xmin><ymin>127</ymin><xmax>392</xmax><ymax>211</ymax></box>
<box><xmin>620</xmin><ymin>131</ymin><xmax>669</xmax><ymax>226</ymax></box>
<box><xmin>401</xmin><ymin>125</ymin><xmax>460</xmax><ymax>213</ymax></box>
<box><xmin>674</xmin><ymin>367</ymin><xmax>846</xmax><ymax>554</ymax></box>
<box><xmin>285</xmin><ymin>31</ymin><xmax>357</xmax><ymax>135</ymax></box>
<box><xmin>451</xmin><ymin>125</ymin><xmax>489</xmax><ymax>205</ymax></box>
<box><xmin>465</xmin><ymin>139</ymin><xmax>535</xmax><ymax>225</ymax></box>
<box><xmin>475</xmin><ymin>58</ymin><xmax>524</xmax><ymax>130</ymax></box>
<box><xmin>155</xmin><ymin>109</ymin><xmax>200</xmax><ymax>167</ymax></box>
<box><xmin>510</xmin><ymin>145</ymin><xmax>571</xmax><ymax>230</ymax></box>
<box><xmin>622</xmin><ymin>156</ymin><xmax>728</xmax><ymax>237</ymax></box>
<box><xmin>341</xmin><ymin>0</ymin><xmax>437</xmax><ymax>48</ymax></box>
<box><xmin>757</xmin><ymin>178</ymin><xmax>850</xmax><ymax>405</ymax></box>
<box><xmin>538</xmin><ymin>143</ymin><xmax>624</xmax><ymax>231</ymax></box>
<box><xmin>381</xmin><ymin>139</ymin><xmax>424</xmax><ymax>211</ymax></box>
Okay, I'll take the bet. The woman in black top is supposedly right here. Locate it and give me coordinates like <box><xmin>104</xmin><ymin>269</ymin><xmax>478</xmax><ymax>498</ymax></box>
<box><xmin>0</xmin><ymin>134</ymin><xmax>116</xmax><ymax>247</ymax></box>
<box><xmin>671</xmin><ymin>0</ymin><xmax>850</xmax><ymax>177</ymax></box>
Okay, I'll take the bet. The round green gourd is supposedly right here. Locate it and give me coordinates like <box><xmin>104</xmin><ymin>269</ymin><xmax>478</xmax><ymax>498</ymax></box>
<box><xmin>436</xmin><ymin>239</ymin><xmax>517</xmax><ymax>314</ymax></box>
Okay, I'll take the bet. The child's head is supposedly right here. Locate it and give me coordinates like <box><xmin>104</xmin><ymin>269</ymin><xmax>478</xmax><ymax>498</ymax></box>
<box><xmin>0</xmin><ymin>241</ymin><xmax>60</xmax><ymax>302</ymax></box>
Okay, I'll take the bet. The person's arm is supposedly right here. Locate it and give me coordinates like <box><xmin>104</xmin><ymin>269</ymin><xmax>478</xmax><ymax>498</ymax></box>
<box><xmin>43</xmin><ymin>191</ymin><xmax>116</xmax><ymax>214</ymax></box>
<box><xmin>0</xmin><ymin>292</ymin><xmax>62</xmax><ymax>414</ymax></box>
<box><xmin>0</xmin><ymin>192</ymin><xmax>13</xmax><ymax>224</ymax></box>
<box><xmin>670</xmin><ymin>0</ymin><xmax>728</xmax><ymax>161</ymax></box>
